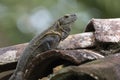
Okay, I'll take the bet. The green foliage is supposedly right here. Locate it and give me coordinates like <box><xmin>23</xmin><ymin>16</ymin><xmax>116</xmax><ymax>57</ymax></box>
<box><xmin>0</xmin><ymin>0</ymin><xmax>120</xmax><ymax>47</ymax></box>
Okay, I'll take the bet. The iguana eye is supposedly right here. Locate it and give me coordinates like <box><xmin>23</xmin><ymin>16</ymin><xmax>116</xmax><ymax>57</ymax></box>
<box><xmin>64</xmin><ymin>14</ymin><xmax>69</xmax><ymax>18</ymax></box>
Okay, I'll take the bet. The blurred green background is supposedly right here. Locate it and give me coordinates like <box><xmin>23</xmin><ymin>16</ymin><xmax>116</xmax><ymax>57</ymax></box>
<box><xmin>0</xmin><ymin>0</ymin><xmax>120</xmax><ymax>47</ymax></box>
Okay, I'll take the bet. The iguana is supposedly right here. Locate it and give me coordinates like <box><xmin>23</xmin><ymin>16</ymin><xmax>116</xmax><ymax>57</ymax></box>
<box><xmin>9</xmin><ymin>14</ymin><xmax>77</xmax><ymax>80</ymax></box>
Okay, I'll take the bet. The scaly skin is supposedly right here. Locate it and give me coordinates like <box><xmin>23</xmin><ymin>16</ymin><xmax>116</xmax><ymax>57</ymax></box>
<box><xmin>9</xmin><ymin>14</ymin><xmax>77</xmax><ymax>80</ymax></box>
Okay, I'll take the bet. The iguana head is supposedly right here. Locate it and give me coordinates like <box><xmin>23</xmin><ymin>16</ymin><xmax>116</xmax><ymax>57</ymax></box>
<box><xmin>58</xmin><ymin>14</ymin><xmax>77</xmax><ymax>25</ymax></box>
<box><xmin>57</xmin><ymin>14</ymin><xmax>77</xmax><ymax>40</ymax></box>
